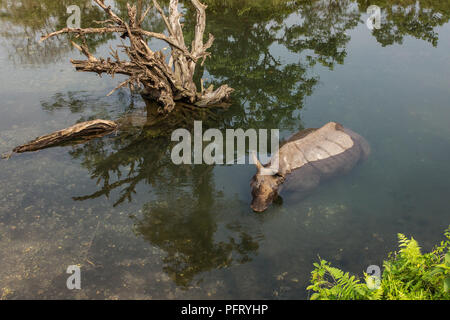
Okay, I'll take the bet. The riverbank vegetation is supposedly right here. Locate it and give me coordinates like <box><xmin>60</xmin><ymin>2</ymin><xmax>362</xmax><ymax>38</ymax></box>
<box><xmin>308</xmin><ymin>227</ymin><xmax>450</xmax><ymax>300</ymax></box>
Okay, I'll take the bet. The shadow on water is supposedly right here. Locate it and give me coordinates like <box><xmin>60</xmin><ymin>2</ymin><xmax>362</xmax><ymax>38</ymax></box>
<box><xmin>34</xmin><ymin>0</ymin><xmax>355</xmax><ymax>286</ymax></box>
<box><xmin>37</xmin><ymin>0</ymin><xmax>450</xmax><ymax>290</ymax></box>
<box><xmin>42</xmin><ymin>96</ymin><xmax>266</xmax><ymax>287</ymax></box>
<box><xmin>1</xmin><ymin>0</ymin><xmax>449</xmax><ymax>297</ymax></box>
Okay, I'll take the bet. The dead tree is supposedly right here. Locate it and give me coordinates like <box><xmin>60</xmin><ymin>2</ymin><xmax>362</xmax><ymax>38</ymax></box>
<box><xmin>41</xmin><ymin>0</ymin><xmax>234</xmax><ymax>113</ymax></box>
<box><xmin>1</xmin><ymin>0</ymin><xmax>234</xmax><ymax>158</ymax></box>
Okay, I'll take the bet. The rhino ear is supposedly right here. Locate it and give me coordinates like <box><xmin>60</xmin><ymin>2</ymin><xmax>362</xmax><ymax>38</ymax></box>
<box><xmin>251</xmin><ymin>151</ymin><xmax>263</xmax><ymax>170</ymax></box>
<box><xmin>251</xmin><ymin>152</ymin><xmax>278</xmax><ymax>176</ymax></box>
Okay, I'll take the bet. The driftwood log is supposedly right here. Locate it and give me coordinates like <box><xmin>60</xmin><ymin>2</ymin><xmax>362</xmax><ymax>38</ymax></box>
<box><xmin>1</xmin><ymin>99</ymin><xmax>215</xmax><ymax>159</ymax></box>
<box><xmin>40</xmin><ymin>0</ymin><xmax>234</xmax><ymax>113</ymax></box>
<box><xmin>1</xmin><ymin>120</ymin><xmax>118</xmax><ymax>159</ymax></box>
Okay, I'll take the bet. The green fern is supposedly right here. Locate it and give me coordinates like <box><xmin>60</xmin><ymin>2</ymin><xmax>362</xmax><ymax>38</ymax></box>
<box><xmin>308</xmin><ymin>226</ymin><xmax>450</xmax><ymax>300</ymax></box>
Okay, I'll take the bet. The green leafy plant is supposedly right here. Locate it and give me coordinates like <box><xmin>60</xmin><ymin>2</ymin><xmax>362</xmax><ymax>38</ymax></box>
<box><xmin>307</xmin><ymin>227</ymin><xmax>450</xmax><ymax>300</ymax></box>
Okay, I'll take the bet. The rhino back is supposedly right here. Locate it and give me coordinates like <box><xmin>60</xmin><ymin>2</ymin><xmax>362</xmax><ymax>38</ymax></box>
<box><xmin>340</xmin><ymin>126</ymin><xmax>371</xmax><ymax>160</ymax></box>
<box><xmin>276</xmin><ymin>122</ymin><xmax>369</xmax><ymax>194</ymax></box>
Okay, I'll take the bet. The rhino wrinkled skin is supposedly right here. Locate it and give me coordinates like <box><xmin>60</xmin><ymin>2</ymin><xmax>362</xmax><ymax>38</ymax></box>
<box><xmin>250</xmin><ymin>122</ymin><xmax>370</xmax><ymax>212</ymax></box>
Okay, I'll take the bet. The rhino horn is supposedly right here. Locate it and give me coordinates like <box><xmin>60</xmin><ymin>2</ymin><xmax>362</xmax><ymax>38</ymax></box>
<box><xmin>260</xmin><ymin>167</ymin><xmax>278</xmax><ymax>176</ymax></box>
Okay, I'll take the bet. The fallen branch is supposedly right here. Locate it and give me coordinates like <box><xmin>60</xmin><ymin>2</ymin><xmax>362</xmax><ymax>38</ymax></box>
<box><xmin>2</xmin><ymin>99</ymin><xmax>229</xmax><ymax>159</ymax></box>
<box><xmin>10</xmin><ymin>119</ymin><xmax>118</xmax><ymax>155</ymax></box>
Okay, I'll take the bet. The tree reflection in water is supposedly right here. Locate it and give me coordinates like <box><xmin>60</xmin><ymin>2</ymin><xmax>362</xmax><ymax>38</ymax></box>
<box><xmin>31</xmin><ymin>0</ymin><xmax>450</xmax><ymax>286</ymax></box>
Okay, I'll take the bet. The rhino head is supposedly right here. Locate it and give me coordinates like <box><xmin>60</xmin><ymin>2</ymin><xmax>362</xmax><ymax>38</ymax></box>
<box><xmin>250</xmin><ymin>153</ymin><xmax>283</xmax><ymax>212</ymax></box>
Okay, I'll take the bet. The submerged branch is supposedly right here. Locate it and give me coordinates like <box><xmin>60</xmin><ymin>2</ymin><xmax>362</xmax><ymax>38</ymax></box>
<box><xmin>11</xmin><ymin>120</ymin><xmax>119</xmax><ymax>154</ymax></box>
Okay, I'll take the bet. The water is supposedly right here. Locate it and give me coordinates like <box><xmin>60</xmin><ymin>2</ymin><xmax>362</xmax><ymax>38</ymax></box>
<box><xmin>0</xmin><ymin>0</ymin><xmax>449</xmax><ymax>299</ymax></box>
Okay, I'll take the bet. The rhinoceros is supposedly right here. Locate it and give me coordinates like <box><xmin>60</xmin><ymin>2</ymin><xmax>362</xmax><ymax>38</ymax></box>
<box><xmin>250</xmin><ymin>122</ymin><xmax>370</xmax><ymax>212</ymax></box>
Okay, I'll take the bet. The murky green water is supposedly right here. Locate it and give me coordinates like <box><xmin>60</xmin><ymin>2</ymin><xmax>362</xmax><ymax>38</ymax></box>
<box><xmin>0</xmin><ymin>0</ymin><xmax>449</xmax><ymax>299</ymax></box>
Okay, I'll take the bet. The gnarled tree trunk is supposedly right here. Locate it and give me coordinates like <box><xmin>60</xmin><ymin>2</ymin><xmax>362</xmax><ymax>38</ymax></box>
<box><xmin>41</xmin><ymin>0</ymin><xmax>234</xmax><ymax>113</ymax></box>
<box><xmin>3</xmin><ymin>0</ymin><xmax>234</xmax><ymax>159</ymax></box>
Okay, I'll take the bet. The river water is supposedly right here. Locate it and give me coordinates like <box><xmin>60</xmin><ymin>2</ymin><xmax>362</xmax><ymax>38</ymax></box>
<box><xmin>0</xmin><ymin>0</ymin><xmax>449</xmax><ymax>299</ymax></box>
